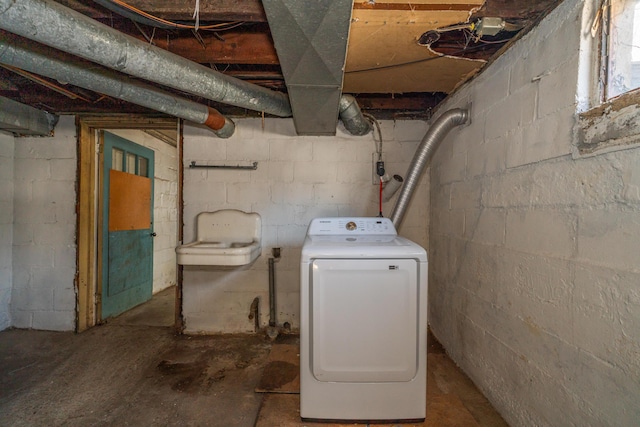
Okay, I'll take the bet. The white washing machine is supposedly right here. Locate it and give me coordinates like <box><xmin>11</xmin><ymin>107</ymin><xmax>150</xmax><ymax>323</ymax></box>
<box><xmin>300</xmin><ymin>217</ymin><xmax>428</xmax><ymax>422</ymax></box>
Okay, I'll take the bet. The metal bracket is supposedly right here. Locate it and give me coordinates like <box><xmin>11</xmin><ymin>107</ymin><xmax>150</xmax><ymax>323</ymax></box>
<box><xmin>188</xmin><ymin>161</ymin><xmax>258</xmax><ymax>170</ymax></box>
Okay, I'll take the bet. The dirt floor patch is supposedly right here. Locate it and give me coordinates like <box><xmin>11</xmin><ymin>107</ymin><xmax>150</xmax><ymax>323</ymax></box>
<box><xmin>256</xmin><ymin>343</ymin><xmax>300</xmax><ymax>393</ymax></box>
<box><xmin>155</xmin><ymin>334</ymin><xmax>269</xmax><ymax>394</ymax></box>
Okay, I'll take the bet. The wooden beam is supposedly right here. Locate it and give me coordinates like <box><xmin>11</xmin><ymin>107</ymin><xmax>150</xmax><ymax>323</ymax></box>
<box><xmin>56</xmin><ymin>0</ymin><xmax>267</xmax><ymax>22</ymax></box>
<box><xmin>474</xmin><ymin>0</ymin><xmax>561</xmax><ymax>20</ymax></box>
<box><xmin>353</xmin><ymin>3</ymin><xmax>482</xmax><ymax>11</ymax></box>
<box><xmin>354</xmin><ymin>93</ymin><xmax>447</xmax><ymax>111</ymax></box>
<box><xmin>151</xmin><ymin>32</ymin><xmax>279</xmax><ymax>65</ymax></box>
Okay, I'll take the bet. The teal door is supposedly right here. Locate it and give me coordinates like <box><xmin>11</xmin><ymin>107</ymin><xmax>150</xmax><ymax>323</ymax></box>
<box><xmin>101</xmin><ymin>131</ymin><xmax>155</xmax><ymax>319</ymax></box>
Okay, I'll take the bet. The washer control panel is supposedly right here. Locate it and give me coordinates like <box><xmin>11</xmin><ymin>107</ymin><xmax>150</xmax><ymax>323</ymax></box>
<box><xmin>307</xmin><ymin>217</ymin><xmax>397</xmax><ymax>235</ymax></box>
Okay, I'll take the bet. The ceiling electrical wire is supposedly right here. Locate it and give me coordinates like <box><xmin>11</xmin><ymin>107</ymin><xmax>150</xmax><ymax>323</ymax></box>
<box><xmin>92</xmin><ymin>0</ymin><xmax>244</xmax><ymax>30</ymax></box>
<box><xmin>363</xmin><ymin>112</ymin><xmax>383</xmax><ymax>161</ymax></box>
<box><xmin>345</xmin><ymin>40</ymin><xmax>509</xmax><ymax>74</ymax></box>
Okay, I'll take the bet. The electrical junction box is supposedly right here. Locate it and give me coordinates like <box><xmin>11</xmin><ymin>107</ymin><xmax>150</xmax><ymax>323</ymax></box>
<box><xmin>372</xmin><ymin>152</ymin><xmax>386</xmax><ymax>185</ymax></box>
<box><xmin>476</xmin><ymin>17</ymin><xmax>505</xmax><ymax>37</ymax></box>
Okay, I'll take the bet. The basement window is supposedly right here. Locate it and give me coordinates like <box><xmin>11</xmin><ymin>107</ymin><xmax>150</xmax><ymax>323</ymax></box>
<box><xmin>602</xmin><ymin>0</ymin><xmax>640</xmax><ymax>99</ymax></box>
<box><xmin>575</xmin><ymin>0</ymin><xmax>640</xmax><ymax>156</ymax></box>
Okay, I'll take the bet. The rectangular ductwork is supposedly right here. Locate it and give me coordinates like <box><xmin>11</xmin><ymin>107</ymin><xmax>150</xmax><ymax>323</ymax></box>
<box><xmin>262</xmin><ymin>0</ymin><xmax>354</xmax><ymax>136</ymax></box>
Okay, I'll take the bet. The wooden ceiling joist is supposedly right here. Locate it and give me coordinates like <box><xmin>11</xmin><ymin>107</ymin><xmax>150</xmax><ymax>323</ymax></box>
<box><xmin>55</xmin><ymin>0</ymin><xmax>268</xmax><ymax>22</ymax></box>
<box><xmin>151</xmin><ymin>32</ymin><xmax>279</xmax><ymax>65</ymax></box>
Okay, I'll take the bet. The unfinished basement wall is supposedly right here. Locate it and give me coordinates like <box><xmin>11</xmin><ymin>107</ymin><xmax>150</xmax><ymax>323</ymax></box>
<box><xmin>11</xmin><ymin>116</ymin><xmax>76</xmax><ymax>331</ymax></box>
<box><xmin>0</xmin><ymin>131</ymin><xmax>14</xmax><ymax>330</ymax></box>
<box><xmin>181</xmin><ymin>118</ymin><xmax>429</xmax><ymax>333</ymax></box>
<box><xmin>109</xmin><ymin>129</ymin><xmax>178</xmax><ymax>294</ymax></box>
<box><xmin>428</xmin><ymin>0</ymin><xmax>640</xmax><ymax>425</ymax></box>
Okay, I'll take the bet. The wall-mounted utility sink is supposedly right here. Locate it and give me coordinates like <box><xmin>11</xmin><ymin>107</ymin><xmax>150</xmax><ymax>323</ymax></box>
<box><xmin>176</xmin><ymin>210</ymin><xmax>262</xmax><ymax>266</ymax></box>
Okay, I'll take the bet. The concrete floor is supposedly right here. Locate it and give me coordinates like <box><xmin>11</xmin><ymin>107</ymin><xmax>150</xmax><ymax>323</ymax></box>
<box><xmin>0</xmin><ymin>287</ymin><xmax>508</xmax><ymax>426</ymax></box>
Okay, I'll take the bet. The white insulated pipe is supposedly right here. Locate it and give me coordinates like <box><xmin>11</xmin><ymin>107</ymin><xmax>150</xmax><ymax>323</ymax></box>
<box><xmin>390</xmin><ymin>108</ymin><xmax>468</xmax><ymax>228</ymax></box>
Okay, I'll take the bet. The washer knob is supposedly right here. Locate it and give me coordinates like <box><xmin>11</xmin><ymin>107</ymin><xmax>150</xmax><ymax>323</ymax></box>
<box><xmin>346</xmin><ymin>221</ymin><xmax>357</xmax><ymax>231</ymax></box>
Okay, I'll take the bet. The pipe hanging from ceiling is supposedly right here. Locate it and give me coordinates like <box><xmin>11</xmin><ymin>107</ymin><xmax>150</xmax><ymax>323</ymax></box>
<box><xmin>339</xmin><ymin>95</ymin><xmax>372</xmax><ymax>136</ymax></box>
<box><xmin>0</xmin><ymin>35</ymin><xmax>235</xmax><ymax>137</ymax></box>
<box><xmin>390</xmin><ymin>108</ymin><xmax>469</xmax><ymax>228</ymax></box>
<box><xmin>0</xmin><ymin>0</ymin><xmax>292</xmax><ymax>118</ymax></box>
<box><xmin>0</xmin><ymin>0</ymin><xmax>373</xmax><ymax>136</ymax></box>
<box><xmin>0</xmin><ymin>95</ymin><xmax>58</xmax><ymax>136</ymax></box>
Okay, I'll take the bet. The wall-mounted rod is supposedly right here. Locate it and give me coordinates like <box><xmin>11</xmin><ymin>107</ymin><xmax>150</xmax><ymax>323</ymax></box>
<box><xmin>188</xmin><ymin>161</ymin><xmax>258</xmax><ymax>170</ymax></box>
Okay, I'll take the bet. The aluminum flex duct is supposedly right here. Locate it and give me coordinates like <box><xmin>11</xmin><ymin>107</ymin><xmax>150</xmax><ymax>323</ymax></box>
<box><xmin>0</xmin><ymin>0</ymin><xmax>291</xmax><ymax>118</ymax></box>
<box><xmin>390</xmin><ymin>108</ymin><xmax>468</xmax><ymax>228</ymax></box>
<box><xmin>0</xmin><ymin>35</ymin><xmax>235</xmax><ymax>137</ymax></box>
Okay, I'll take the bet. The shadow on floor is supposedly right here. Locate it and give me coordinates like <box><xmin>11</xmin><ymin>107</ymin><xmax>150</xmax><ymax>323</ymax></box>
<box><xmin>0</xmin><ymin>289</ymin><xmax>507</xmax><ymax>427</ymax></box>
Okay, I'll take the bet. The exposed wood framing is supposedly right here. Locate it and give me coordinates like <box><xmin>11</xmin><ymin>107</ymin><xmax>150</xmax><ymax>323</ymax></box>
<box><xmin>56</xmin><ymin>0</ymin><xmax>268</xmax><ymax>22</ymax></box>
<box><xmin>153</xmin><ymin>32</ymin><xmax>278</xmax><ymax>65</ymax></box>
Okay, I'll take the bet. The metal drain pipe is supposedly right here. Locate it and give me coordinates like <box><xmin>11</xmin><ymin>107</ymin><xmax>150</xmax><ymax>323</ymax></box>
<box><xmin>390</xmin><ymin>108</ymin><xmax>469</xmax><ymax>228</ymax></box>
<box><xmin>266</xmin><ymin>247</ymin><xmax>281</xmax><ymax>339</ymax></box>
<box><xmin>0</xmin><ymin>0</ymin><xmax>292</xmax><ymax>118</ymax></box>
<box><xmin>0</xmin><ymin>35</ymin><xmax>235</xmax><ymax>137</ymax></box>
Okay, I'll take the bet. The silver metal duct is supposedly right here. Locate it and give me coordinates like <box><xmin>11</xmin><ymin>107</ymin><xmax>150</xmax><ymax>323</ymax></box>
<box><xmin>0</xmin><ymin>95</ymin><xmax>58</xmax><ymax>136</ymax></box>
<box><xmin>0</xmin><ymin>35</ymin><xmax>235</xmax><ymax>137</ymax></box>
<box><xmin>339</xmin><ymin>95</ymin><xmax>372</xmax><ymax>136</ymax></box>
<box><xmin>0</xmin><ymin>0</ymin><xmax>292</xmax><ymax>118</ymax></box>
<box><xmin>262</xmin><ymin>0</ymin><xmax>353</xmax><ymax>135</ymax></box>
<box><xmin>390</xmin><ymin>108</ymin><xmax>469</xmax><ymax>228</ymax></box>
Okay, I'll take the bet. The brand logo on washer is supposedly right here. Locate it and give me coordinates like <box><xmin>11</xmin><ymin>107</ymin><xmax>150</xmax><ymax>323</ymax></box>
<box><xmin>389</xmin><ymin>265</ymin><xmax>398</xmax><ymax>270</ymax></box>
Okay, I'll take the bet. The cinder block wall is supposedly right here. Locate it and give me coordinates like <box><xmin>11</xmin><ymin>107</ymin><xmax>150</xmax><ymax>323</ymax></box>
<box><xmin>428</xmin><ymin>0</ymin><xmax>640</xmax><ymax>425</ymax></box>
<box><xmin>11</xmin><ymin>116</ymin><xmax>77</xmax><ymax>331</ymax></box>
<box><xmin>181</xmin><ymin>118</ymin><xmax>430</xmax><ymax>333</ymax></box>
<box><xmin>0</xmin><ymin>132</ymin><xmax>14</xmax><ymax>330</ymax></box>
<box><xmin>110</xmin><ymin>129</ymin><xmax>179</xmax><ymax>294</ymax></box>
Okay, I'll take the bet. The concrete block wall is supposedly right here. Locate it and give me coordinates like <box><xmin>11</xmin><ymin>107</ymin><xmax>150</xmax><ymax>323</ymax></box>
<box><xmin>428</xmin><ymin>0</ymin><xmax>640</xmax><ymax>425</ymax></box>
<box><xmin>11</xmin><ymin>116</ymin><xmax>77</xmax><ymax>331</ymax></box>
<box><xmin>182</xmin><ymin>119</ymin><xmax>430</xmax><ymax>333</ymax></box>
<box><xmin>0</xmin><ymin>132</ymin><xmax>14</xmax><ymax>330</ymax></box>
<box><xmin>110</xmin><ymin>129</ymin><xmax>178</xmax><ymax>294</ymax></box>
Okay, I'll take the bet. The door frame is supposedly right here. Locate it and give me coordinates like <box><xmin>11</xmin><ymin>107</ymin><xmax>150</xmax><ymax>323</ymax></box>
<box><xmin>76</xmin><ymin>116</ymin><xmax>183</xmax><ymax>332</ymax></box>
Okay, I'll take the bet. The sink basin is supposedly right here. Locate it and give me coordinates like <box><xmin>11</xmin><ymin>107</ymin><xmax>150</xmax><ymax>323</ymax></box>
<box><xmin>176</xmin><ymin>240</ymin><xmax>261</xmax><ymax>266</ymax></box>
<box><xmin>176</xmin><ymin>210</ymin><xmax>262</xmax><ymax>266</ymax></box>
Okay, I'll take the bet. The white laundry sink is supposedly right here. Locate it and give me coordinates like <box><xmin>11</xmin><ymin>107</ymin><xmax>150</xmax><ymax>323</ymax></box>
<box><xmin>176</xmin><ymin>210</ymin><xmax>262</xmax><ymax>266</ymax></box>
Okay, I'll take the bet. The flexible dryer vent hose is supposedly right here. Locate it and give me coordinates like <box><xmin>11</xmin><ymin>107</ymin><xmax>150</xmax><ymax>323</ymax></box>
<box><xmin>390</xmin><ymin>108</ymin><xmax>468</xmax><ymax>228</ymax></box>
